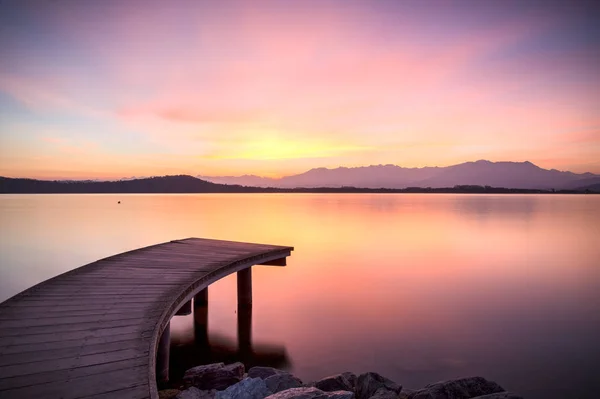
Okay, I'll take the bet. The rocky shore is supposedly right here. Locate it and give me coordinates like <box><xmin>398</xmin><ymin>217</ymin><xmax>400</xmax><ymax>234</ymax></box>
<box><xmin>158</xmin><ymin>362</ymin><xmax>523</xmax><ymax>399</ymax></box>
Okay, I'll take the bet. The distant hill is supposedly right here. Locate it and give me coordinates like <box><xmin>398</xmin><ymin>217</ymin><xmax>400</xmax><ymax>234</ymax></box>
<box><xmin>0</xmin><ymin>175</ymin><xmax>277</xmax><ymax>194</ymax></box>
<box><xmin>201</xmin><ymin>160</ymin><xmax>600</xmax><ymax>190</ymax></box>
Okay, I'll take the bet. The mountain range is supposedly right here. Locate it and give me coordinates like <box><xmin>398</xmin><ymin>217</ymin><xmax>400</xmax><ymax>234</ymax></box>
<box><xmin>200</xmin><ymin>160</ymin><xmax>600</xmax><ymax>190</ymax></box>
<box><xmin>1</xmin><ymin>161</ymin><xmax>599</xmax><ymax>193</ymax></box>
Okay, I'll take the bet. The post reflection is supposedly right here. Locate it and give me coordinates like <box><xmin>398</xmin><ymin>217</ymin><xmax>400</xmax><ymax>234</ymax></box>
<box><xmin>169</xmin><ymin>296</ymin><xmax>291</xmax><ymax>383</ymax></box>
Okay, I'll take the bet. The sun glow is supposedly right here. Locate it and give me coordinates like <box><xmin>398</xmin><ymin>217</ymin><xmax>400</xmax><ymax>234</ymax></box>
<box><xmin>203</xmin><ymin>134</ymin><xmax>372</xmax><ymax>161</ymax></box>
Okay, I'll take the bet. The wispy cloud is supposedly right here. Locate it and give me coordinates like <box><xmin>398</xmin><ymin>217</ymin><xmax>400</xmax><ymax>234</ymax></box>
<box><xmin>0</xmin><ymin>74</ymin><xmax>106</xmax><ymax>118</ymax></box>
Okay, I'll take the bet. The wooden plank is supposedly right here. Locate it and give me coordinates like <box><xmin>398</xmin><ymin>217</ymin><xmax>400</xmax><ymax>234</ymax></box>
<box><xmin>4</xmin><ymin>298</ymin><xmax>171</xmax><ymax>307</ymax></box>
<box><xmin>3</xmin><ymin>324</ymin><xmax>152</xmax><ymax>346</ymax></box>
<box><xmin>0</xmin><ymin>348</ymin><xmax>148</xmax><ymax>378</ymax></box>
<box><xmin>0</xmin><ymin>307</ymin><xmax>162</xmax><ymax>321</ymax></box>
<box><xmin>0</xmin><ymin>365</ymin><xmax>148</xmax><ymax>398</ymax></box>
<box><xmin>0</xmin><ymin>358</ymin><xmax>148</xmax><ymax>391</ymax></box>
<box><xmin>1</xmin><ymin>332</ymin><xmax>152</xmax><ymax>355</ymax></box>
<box><xmin>0</xmin><ymin>303</ymin><xmax>158</xmax><ymax>314</ymax></box>
<box><xmin>84</xmin><ymin>384</ymin><xmax>149</xmax><ymax>399</ymax></box>
<box><xmin>0</xmin><ymin>317</ymin><xmax>150</xmax><ymax>336</ymax></box>
<box><xmin>0</xmin><ymin>313</ymin><xmax>157</xmax><ymax>328</ymax></box>
<box><xmin>0</xmin><ymin>339</ymin><xmax>146</xmax><ymax>366</ymax></box>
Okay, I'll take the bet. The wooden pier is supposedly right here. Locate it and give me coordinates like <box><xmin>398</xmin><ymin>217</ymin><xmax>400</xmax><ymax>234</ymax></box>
<box><xmin>0</xmin><ymin>238</ymin><xmax>293</xmax><ymax>398</ymax></box>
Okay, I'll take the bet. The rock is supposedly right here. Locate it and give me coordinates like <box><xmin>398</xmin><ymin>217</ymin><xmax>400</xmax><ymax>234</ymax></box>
<box><xmin>327</xmin><ymin>392</ymin><xmax>355</xmax><ymax>399</ymax></box>
<box><xmin>472</xmin><ymin>393</ymin><xmax>524</xmax><ymax>399</ymax></box>
<box><xmin>215</xmin><ymin>377</ymin><xmax>273</xmax><ymax>399</ymax></box>
<box><xmin>265</xmin><ymin>387</ymin><xmax>354</xmax><ymax>399</ymax></box>
<box><xmin>265</xmin><ymin>372</ymin><xmax>304</xmax><ymax>393</ymax></box>
<box><xmin>356</xmin><ymin>372</ymin><xmax>401</xmax><ymax>399</ymax></box>
<box><xmin>409</xmin><ymin>377</ymin><xmax>504</xmax><ymax>399</ymax></box>
<box><xmin>249</xmin><ymin>366</ymin><xmax>287</xmax><ymax>380</ymax></box>
<box><xmin>183</xmin><ymin>362</ymin><xmax>245</xmax><ymax>390</ymax></box>
<box><xmin>368</xmin><ymin>388</ymin><xmax>399</xmax><ymax>399</ymax></box>
<box><xmin>176</xmin><ymin>387</ymin><xmax>217</xmax><ymax>399</ymax></box>
<box><xmin>341</xmin><ymin>373</ymin><xmax>358</xmax><ymax>390</ymax></box>
<box><xmin>315</xmin><ymin>373</ymin><xmax>356</xmax><ymax>392</ymax></box>
<box><xmin>159</xmin><ymin>389</ymin><xmax>181</xmax><ymax>399</ymax></box>
<box><xmin>398</xmin><ymin>389</ymin><xmax>416</xmax><ymax>399</ymax></box>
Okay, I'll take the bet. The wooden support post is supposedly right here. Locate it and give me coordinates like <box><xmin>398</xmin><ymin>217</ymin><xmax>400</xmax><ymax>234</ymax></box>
<box><xmin>193</xmin><ymin>289</ymin><xmax>209</xmax><ymax>347</ymax></box>
<box><xmin>237</xmin><ymin>267</ymin><xmax>252</xmax><ymax>308</ymax></box>
<box><xmin>156</xmin><ymin>322</ymin><xmax>170</xmax><ymax>386</ymax></box>
<box><xmin>194</xmin><ymin>288</ymin><xmax>208</xmax><ymax>307</ymax></box>
<box><xmin>237</xmin><ymin>305</ymin><xmax>252</xmax><ymax>356</ymax></box>
<box><xmin>175</xmin><ymin>300</ymin><xmax>192</xmax><ymax>316</ymax></box>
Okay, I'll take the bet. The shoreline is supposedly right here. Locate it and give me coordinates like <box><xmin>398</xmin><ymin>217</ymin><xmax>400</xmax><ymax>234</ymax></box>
<box><xmin>159</xmin><ymin>362</ymin><xmax>524</xmax><ymax>399</ymax></box>
<box><xmin>2</xmin><ymin>175</ymin><xmax>598</xmax><ymax>194</ymax></box>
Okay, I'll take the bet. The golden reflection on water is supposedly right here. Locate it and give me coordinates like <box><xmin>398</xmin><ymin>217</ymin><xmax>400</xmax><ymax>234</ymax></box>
<box><xmin>1</xmin><ymin>194</ymin><xmax>599</xmax><ymax>398</ymax></box>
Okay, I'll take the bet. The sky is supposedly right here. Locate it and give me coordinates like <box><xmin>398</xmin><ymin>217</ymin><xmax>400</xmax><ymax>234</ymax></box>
<box><xmin>0</xmin><ymin>0</ymin><xmax>599</xmax><ymax>179</ymax></box>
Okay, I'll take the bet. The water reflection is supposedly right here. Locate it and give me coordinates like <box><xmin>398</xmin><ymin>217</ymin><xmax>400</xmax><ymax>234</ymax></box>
<box><xmin>169</xmin><ymin>298</ymin><xmax>290</xmax><ymax>382</ymax></box>
<box><xmin>1</xmin><ymin>194</ymin><xmax>599</xmax><ymax>399</ymax></box>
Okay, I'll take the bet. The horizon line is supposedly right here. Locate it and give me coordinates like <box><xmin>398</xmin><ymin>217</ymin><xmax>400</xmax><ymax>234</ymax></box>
<box><xmin>1</xmin><ymin>159</ymin><xmax>598</xmax><ymax>182</ymax></box>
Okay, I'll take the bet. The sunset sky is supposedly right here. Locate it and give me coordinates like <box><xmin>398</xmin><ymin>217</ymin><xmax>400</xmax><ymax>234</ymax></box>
<box><xmin>0</xmin><ymin>0</ymin><xmax>598</xmax><ymax>179</ymax></box>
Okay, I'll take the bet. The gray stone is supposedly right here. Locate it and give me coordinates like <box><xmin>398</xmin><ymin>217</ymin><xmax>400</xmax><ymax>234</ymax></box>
<box><xmin>265</xmin><ymin>372</ymin><xmax>304</xmax><ymax>393</ymax></box>
<box><xmin>356</xmin><ymin>372</ymin><xmax>401</xmax><ymax>399</ymax></box>
<box><xmin>368</xmin><ymin>388</ymin><xmax>399</xmax><ymax>399</ymax></box>
<box><xmin>249</xmin><ymin>366</ymin><xmax>287</xmax><ymax>380</ymax></box>
<box><xmin>472</xmin><ymin>393</ymin><xmax>524</xmax><ymax>399</ymax></box>
<box><xmin>159</xmin><ymin>389</ymin><xmax>181</xmax><ymax>399</ymax></box>
<box><xmin>341</xmin><ymin>373</ymin><xmax>358</xmax><ymax>390</ymax></box>
<box><xmin>409</xmin><ymin>377</ymin><xmax>504</xmax><ymax>399</ymax></box>
<box><xmin>265</xmin><ymin>387</ymin><xmax>354</xmax><ymax>399</ymax></box>
<box><xmin>183</xmin><ymin>362</ymin><xmax>245</xmax><ymax>390</ymax></box>
<box><xmin>176</xmin><ymin>387</ymin><xmax>217</xmax><ymax>399</ymax></box>
<box><xmin>327</xmin><ymin>392</ymin><xmax>355</xmax><ymax>399</ymax></box>
<box><xmin>398</xmin><ymin>389</ymin><xmax>416</xmax><ymax>399</ymax></box>
<box><xmin>315</xmin><ymin>373</ymin><xmax>355</xmax><ymax>392</ymax></box>
<box><xmin>215</xmin><ymin>377</ymin><xmax>273</xmax><ymax>399</ymax></box>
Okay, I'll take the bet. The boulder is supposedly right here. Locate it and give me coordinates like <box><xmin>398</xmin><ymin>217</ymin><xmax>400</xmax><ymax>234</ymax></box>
<box><xmin>215</xmin><ymin>377</ymin><xmax>272</xmax><ymax>399</ymax></box>
<box><xmin>341</xmin><ymin>373</ymin><xmax>358</xmax><ymax>391</ymax></box>
<box><xmin>183</xmin><ymin>362</ymin><xmax>245</xmax><ymax>390</ymax></box>
<box><xmin>159</xmin><ymin>389</ymin><xmax>181</xmax><ymax>399</ymax></box>
<box><xmin>315</xmin><ymin>373</ymin><xmax>356</xmax><ymax>392</ymax></box>
<box><xmin>249</xmin><ymin>366</ymin><xmax>287</xmax><ymax>380</ymax></box>
<box><xmin>265</xmin><ymin>387</ymin><xmax>354</xmax><ymax>399</ymax></box>
<box><xmin>472</xmin><ymin>394</ymin><xmax>524</xmax><ymax>399</ymax></box>
<box><xmin>398</xmin><ymin>389</ymin><xmax>416</xmax><ymax>399</ymax></box>
<box><xmin>368</xmin><ymin>388</ymin><xmax>399</xmax><ymax>399</ymax></box>
<box><xmin>327</xmin><ymin>392</ymin><xmax>355</xmax><ymax>399</ymax></box>
<box><xmin>409</xmin><ymin>377</ymin><xmax>504</xmax><ymax>399</ymax></box>
<box><xmin>356</xmin><ymin>372</ymin><xmax>401</xmax><ymax>399</ymax></box>
<box><xmin>176</xmin><ymin>387</ymin><xmax>217</xmax><ymax>399</ymax></box>
<box><xmin>266</xmin><ymin>372</ymin><xmax>304</xmax><ymax>393</ymax></box>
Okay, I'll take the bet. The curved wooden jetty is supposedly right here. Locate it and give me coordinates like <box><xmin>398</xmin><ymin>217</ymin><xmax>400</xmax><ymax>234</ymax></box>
<box><xmin>0</xmin><ymin>238</ymin><xmax>293</xmax><ymax>398</ymax></box>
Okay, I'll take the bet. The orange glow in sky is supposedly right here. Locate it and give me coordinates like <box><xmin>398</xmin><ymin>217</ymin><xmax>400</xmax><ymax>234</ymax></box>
<box><xmin>0</xmin><ymin>0</ymin><xmax>598</xmax><ymax>179</ymax></box>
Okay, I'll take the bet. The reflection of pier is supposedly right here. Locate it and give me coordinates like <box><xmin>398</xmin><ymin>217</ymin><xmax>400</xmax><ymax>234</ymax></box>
<box><xmin>169</xmin><ymin>286</ymin><xmax>290</xmax><ymax>381</ymax></box>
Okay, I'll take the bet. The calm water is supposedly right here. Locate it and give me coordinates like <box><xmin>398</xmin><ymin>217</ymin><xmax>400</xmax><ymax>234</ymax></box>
<box><xmin>1</xmin><ymin>194</ymin><xmax>599</xmax><ymax>398</ymax></box>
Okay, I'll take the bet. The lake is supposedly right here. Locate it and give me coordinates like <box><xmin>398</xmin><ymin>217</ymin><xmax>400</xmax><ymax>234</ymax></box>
<box><xmin>0</xmin><ymin>194</ymin><xmax>598</xmax><ymax>398</ymax></box>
